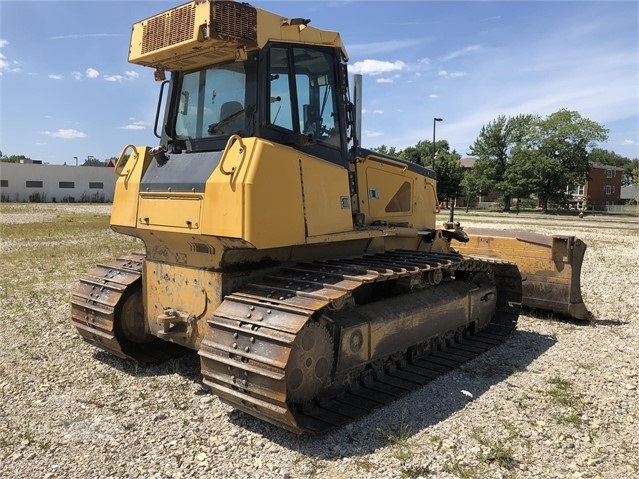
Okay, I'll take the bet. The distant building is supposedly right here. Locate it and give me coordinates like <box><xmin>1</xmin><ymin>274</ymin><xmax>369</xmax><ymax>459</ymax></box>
<box><xmin>620</xmin><ymin>184</ymin><xmax>638</xmax><ymax>204</ymax></box>
<box><xmin>566</xmin><ymin>163</ymin><xmax>624</xmax><ymax>210</ymax></box>
<box><xmin>0</xmin><ymin>163</ymin><xmax>116</xmax><ymax>202</ymax></box>
<box><xmin>458</xmin><ymin>158</ymin><xmax>627</xmax><ymax>211</ymax></box>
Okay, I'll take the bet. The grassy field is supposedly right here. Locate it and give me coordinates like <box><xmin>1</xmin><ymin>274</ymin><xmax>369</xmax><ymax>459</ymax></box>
<box><xmin>0</xmin><ymin>202</ymin><xmax>636</xmax><ymax>318</ymax></box>
<box><xmin>0</xmin><ymin>204</ymin><xmax>140</xmax><ymax>324</ymax></box>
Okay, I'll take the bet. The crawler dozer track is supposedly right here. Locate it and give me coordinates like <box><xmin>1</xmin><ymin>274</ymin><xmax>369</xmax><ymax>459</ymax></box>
<box><xmin>199</xmin><ymin>251</ymin><xmax>521</xmax><ymax>434</ymax></box>
<box><xmin>71</xmin><ymin>251</ymin><xmax>520</xmax><ymax>434</ymax></box>
<box><xmin>70</xmin><ymin>253</ymin><xmax>184</xmax><ymax>363</ymax></box>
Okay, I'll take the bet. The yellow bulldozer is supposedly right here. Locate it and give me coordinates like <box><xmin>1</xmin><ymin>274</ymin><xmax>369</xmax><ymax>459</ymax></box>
<box><xmin>71</xmin><ymin>0</ymin><xmax>588</xmax><ymax>434</ymax></box>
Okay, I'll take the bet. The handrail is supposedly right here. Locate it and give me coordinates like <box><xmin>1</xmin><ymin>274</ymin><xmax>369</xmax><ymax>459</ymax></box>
<box><xmin>362</xmin><ymin>153</ymin><xmax>408</xmax><ymax>172</ymax></box>
<box><xmin>114</xmin><ymin>144</ymin><xmax>139</xmax><ymax>177</ymax></box>
<box><xmin>219</xmin><ymin>134</ymin><xmax>244</xmax><ymax>175</ymax></box>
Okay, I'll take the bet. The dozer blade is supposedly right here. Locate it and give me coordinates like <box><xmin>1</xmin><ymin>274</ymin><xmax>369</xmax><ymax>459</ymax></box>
<box><xmin>453</xmin><ymin>227</ymin><xmax>590</xmax><ymax>320</ymax></box>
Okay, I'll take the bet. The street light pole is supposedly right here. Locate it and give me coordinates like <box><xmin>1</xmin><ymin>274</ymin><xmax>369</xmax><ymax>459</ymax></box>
<box><xmin>432</xmin><ymin>117</ymin><xmax>443</xmax><ymax>170</ymax></box>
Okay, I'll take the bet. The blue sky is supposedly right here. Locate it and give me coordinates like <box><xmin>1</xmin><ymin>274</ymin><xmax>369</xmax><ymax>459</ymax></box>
<box><xmin>1</xmin><ymin>0</ymin><xmax>637</xmax><ymax>165</ymax></box>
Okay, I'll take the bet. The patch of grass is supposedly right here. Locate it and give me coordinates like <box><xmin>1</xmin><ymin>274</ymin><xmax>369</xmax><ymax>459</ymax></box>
<box><xmin>428</xmin><ymin>433</ymin><xmax>443</xmax><ymax>448</ymax></box>
<box><xmin>472</xmin><ymin>427</ymin><xmax>517</xmax><ymax>470</ymax></box>
<box><xmin>501</xmin><ymin>421</ymin><xmax>522</xmax><ymax>441</ymax></box>
<box><xmin>547</xmin><ymin>376</ymin><xmax>574</xmax><ymax>406</ymax></box>
<box><xmin>401</xmin><ymin>463</ymin><xmax>431</xmax><ymax>478</ymax></box>
<box><xmin>477</xmin><ymin>440</ymin><xmax>516</xmax><ymax>469</ymax></box>
<box><xmin>559</xmin><ymin>413</ymin><xmax>583</xmax><ymax>426</ymax></box>
<box><xmin>545</xmin><ymin>376</ymin><xmax>586</xmax><ymax>428</ymax></box>
<box><xmin>442</xmin><ymin>460</ymin><xmax>479</xmax><ymax>479</ymax></box>
<box><xmin>379</xmin><ymin>421</ymin><xmax>415</xmax><ymax>462</ymax></box>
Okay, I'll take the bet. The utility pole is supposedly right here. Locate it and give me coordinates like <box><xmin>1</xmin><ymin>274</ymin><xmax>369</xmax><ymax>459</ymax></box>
<box><xmin>432</xmin><ymin>117</ymin><xmax>443</xmax><ymax>170</ymax></box>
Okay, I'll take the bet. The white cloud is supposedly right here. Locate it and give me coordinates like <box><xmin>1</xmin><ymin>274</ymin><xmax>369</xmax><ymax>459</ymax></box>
<box><xmin>622</xmin><ymin>140</ymin><xmax>636</xmax><ymax>146</ymax></box>
<box><xmin>71</xmin><ymin>71</ymin><xmax>82</xmax><ymax>80</ymax></box>
<box><xmin>350</xmin><ymin>59</ymin><xmax>407</xmax><ymax>76</ymax></box>
<box><xmin>438</xmin><ymin>70</ymin><xmax>466</xmax><ymax>79</ymax></box>
<box><xmin>364</xmin><ymin>130</ymin><xmax>383</xmax><ymax>138</ymax></box>
<box><xmin>0</xmin><ymin>41</ymin><xmax>21</xmax><ymax>75</ymax></box>
<box><xmin>105</xmin><ymin>71</ymin><xmax>140</xmax><ymax>82</ymax></box>
<box><xmin>429</xmin><ymin>94</ymin><xmax>439</xmax><ymax>99</ymax></box>
<box><xmin>121</xmin><ymin>120</ymin><xmax>151</xmax><ymax>130</ymax></box>
<box><xmin>41</xmin><ymin>129</ymin><xmax>87</xmax><ymax>139</ymax></box>
<box><xmin>373</xmin><ymin>110</ymin><xmax>384</xmax><ymax>115</ymax></box>
<box><xmin>48</xmin><ymin>74</ymin><xmax>64</xmax><ymax>80</ymax></box>
<box><xmin>440</xmin><ymin>45</ymin><xmax>482</xmax><ymax>62</ymax></box>
<box><xmin>85</xmin><ymin>68</ymin><xmax>99</xmax><ymax>79</ymax></box>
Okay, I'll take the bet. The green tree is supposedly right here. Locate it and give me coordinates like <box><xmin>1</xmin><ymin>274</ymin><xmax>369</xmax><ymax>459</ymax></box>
<box><xmin>1</xmin><ymin>154</ymin><xmax>32</xmax><ymax>163</ymax></box>
<box><xmin>468</xmin><ymin>114</ymin><xmax>536</xmax><ymax>211</ymax></box>
<box><xmin>530</xmin><ymin>110</ymin><xmax>608</xmax><ymax>212</ymax></box>
<box><xmin>82</xmin><ymin>157</ymin><xmax>104</xmax><ymax>166</ymax></box>
<box><xmin>400</xmin><ymin>145</ymin><xmax>421</xmax><ymax>165</ymax></box>
<box><xmin>434</xmin><ymin>150</ymin><xmax>464</xmax><ymax>204</ymax></box>
<box><xmin>501</xmin><ymin>148</ymin><xmax>550</xmax><ymax>213</ymax></box>
<box><xmin>370</xmin><ymin>144</ymin><xmax>399</xmax><ymax>157</ymax></box>
<box><xmin>460</xmin><ymin>158</ymin><xmax>497</xmax><ymax>211</ymax></box>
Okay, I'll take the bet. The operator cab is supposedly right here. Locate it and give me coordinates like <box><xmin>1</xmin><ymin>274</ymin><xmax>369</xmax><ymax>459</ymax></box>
<box><xmin>161</xmin><ymin>43</ymin><xmax>352</xmax><ymax>167</ymax></box>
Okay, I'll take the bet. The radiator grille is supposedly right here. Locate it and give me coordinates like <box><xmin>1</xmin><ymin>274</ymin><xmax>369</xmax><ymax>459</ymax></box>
<box><xmin>211</xmin><ymin>1</ymin><xmax>257</xmax><ymax>43</ymax></box>
<box><xmin>141</xmin><ymin>3</ymin><xmax>196</xmax><ymax>54</ymax></box>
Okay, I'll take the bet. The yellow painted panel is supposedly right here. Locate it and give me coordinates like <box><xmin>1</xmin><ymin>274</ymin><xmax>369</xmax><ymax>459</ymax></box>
<box><xmin>201</xmin><ymin>138</ymin><xmax>306</xmax><ymax>249</ymax></box>
<box><xmin>300</xmin><ymin>156</ymin><xmax>353</xmax><ymax>237</ymax></box>
<box><xmin>364</xmin><ymin>165</ymin><xmax>414</xmax><ymax>220</ymax></box>
<box><xmin>110</xmin><ymin>146</ymin><xmax>152</xmax><ymax>228</ymax></box>
<box><xmin>201</xmin><ymin>137</ymin><xmax>251</xmax><ymax>239</ymax></box>
<box><xmin>137</xmin><ymin>194</ymin><xmax>202</xmax><ymax>231</ymax></box>
<box><xmin>244</xmin><ymin>141</ymin><xmax>306</xmax><ymax>248</ymax></box>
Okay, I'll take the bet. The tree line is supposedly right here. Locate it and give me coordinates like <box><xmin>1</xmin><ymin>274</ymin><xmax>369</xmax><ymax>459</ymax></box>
<box><xmin>0</xmin><ymin>153</ymin><xmax>118</xmax><ymax>166</ymax></box>
<box><xmin>372</xmin><ymin>109</ymin><xmax>638</xmax><ymax>212</ymax></box>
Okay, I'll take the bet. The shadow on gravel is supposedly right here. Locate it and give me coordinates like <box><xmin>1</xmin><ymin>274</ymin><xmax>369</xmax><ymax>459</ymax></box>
<box><xmin>227</xmin><ymin>329</ymin><xmax>557</xmax><ymax>458</ymax></box>
<box><xmin>91</xmin><ymin>329</ymin><xmax>556</xmax><ymax>459</ymax></box>
<box><xmin>594</xmin><ymin>319</ymin><xmax>629</xmax><ymax>326</ymax></box>
<box><xmin>93</xmin><ymin>348</ymin><xmax>202</xmax><ymax>380</ymax></box>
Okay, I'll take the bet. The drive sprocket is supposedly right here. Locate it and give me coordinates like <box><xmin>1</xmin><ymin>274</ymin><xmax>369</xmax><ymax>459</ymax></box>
<box><xmin>286</xmin><ymin>321</ymin><xmax>334</xmax><ymax>403</ymax></box>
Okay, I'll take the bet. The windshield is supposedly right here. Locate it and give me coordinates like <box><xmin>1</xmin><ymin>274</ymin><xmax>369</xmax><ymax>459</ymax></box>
<box><xmin>175</xmin><ymin>62</ymin><xmax>247</xmax><ymax>139</ymax></box>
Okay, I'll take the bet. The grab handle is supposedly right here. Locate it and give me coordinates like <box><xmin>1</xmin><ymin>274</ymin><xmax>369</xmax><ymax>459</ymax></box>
<box><xmin>219</xmin><ymin>135</ymin><xmax>244</xmax><ymax>176</ymax></box>
<box><xmin>114</xmin><ymin>144</ymin><xmax>139</xmax><ymax>177</ymax></box>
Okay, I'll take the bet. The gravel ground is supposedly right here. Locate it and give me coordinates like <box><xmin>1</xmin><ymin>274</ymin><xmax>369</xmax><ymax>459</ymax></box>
<box><xmin>1</xmin><ymin>205</ymin><xmax>637</xmax><ymax>479</ymax></box>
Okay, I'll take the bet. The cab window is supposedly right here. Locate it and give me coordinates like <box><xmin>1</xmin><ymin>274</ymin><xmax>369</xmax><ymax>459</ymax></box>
<box><xmin>268</xmin><ymin>46</ymin><xmax>340</xmax><ymax>147</ymax></box>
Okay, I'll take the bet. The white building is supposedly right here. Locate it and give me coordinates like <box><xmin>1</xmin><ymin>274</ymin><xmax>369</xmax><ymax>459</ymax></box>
<box><xmin>0</xmin><ymin>163</ymin><xmax>117</xmax><ymax>203</ymax></box>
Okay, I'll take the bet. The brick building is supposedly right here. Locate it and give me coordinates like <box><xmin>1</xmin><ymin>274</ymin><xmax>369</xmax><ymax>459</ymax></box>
<box><xmin>567</xmin><ymin>162</ymin><xmax>624</xmax><ymax>210</ymax></box>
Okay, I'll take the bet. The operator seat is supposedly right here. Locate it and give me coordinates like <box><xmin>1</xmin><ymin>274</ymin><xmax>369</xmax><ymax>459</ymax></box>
<box><xmin>217</xmin><ymin>101</ymin><xmax>244</xmax><ymax>134</ymax></box>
